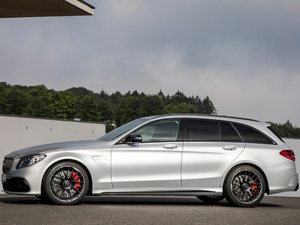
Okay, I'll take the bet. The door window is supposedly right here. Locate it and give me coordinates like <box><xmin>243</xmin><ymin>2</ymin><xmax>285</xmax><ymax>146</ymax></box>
<box><xmin>188</xmin><ymin>120</ymin><xmax>219</xmax><ymax>141</ymax></box>
<box><xmin>134</xmin><ymin>119</ymin><xmax>180</xmax><ymax>142</ymax></box>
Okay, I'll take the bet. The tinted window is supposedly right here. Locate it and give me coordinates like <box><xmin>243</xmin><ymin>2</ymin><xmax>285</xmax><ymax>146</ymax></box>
<box><xmin>267</xmin><ymin>126</ymin><xmax>283</xmax><ymax>143</ymax></box>
<box><xmin>233</xmin><ymin>124</ymin><xmax>274</xmax><ymax>144</ymax></box>
<box><xmin>220</xmin><ymin>122</ymin><xmax>242</xmax><ymax>142</ymax></box>
<box><xmin>134</xmin><ymin>119</ymin><xmax>180</xmax><ymax>142</ymax></box>
<box><xmin>188</xmin><ymin>120</ymin><xmax>219</xmax><ymax>141</ymax></box>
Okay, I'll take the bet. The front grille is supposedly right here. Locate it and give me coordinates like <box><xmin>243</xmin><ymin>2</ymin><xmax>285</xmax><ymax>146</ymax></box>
<box><xmin>2</xmin><ymin>158</ymin><xmax>13</xmax><ymax>173</ymax></box>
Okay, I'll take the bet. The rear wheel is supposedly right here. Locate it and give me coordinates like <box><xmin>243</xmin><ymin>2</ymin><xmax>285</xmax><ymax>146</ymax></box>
<box><xmin>197</xmin><ymin>196</ymin><xmax>224</xmax><ymax>204</ymax></box>
<box><xmin>43</xmin><ymin>161</ymin><xmax>89</xmax><ymax>205</ymax></box>
<box><xmin>224</xmin><ymin>165</ymin><xmax>265</xmax><ymax>207</ymax></box>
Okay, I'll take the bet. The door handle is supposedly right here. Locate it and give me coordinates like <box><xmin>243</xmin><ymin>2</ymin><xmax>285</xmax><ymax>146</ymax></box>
<box><xmin>222</xmin><ymin>146</ymin><xmax>237</xmax><ymax>151</ymax></box>
<box><xmin>163</xmin><ymin>144</ymin><xmax>178</xmax><ymax>149</ymax></box>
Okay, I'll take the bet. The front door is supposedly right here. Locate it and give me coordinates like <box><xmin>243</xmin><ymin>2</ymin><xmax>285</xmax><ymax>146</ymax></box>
<box><xmin>112</xmin><ymin>119</ymin><xmax>182</xmax><ymax>189</ymax></box>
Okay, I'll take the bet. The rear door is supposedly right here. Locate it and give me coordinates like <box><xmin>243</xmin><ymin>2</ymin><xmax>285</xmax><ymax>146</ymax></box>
<box><xmin>182</xmin><ymin>120</ymin><xmax>245</xmax><ymax>188</ymax></box>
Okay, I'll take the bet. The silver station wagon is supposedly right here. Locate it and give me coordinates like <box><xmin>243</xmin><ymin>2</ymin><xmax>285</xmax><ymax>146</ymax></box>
<box><xmin>1</xmin><ymin>114</ymin><xmax>299</xmax><ymax>207</ymax></box>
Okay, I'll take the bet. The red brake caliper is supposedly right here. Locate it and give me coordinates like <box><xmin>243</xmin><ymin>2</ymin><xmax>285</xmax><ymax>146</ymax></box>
<box><xmin>251</xmin><ymin>181</ymin><xmax>257</xmax><ymax>194</ymax></box>
<box><xmin>72</xmin><ymin>171</ymin><xmax>80</xmax><ymax>191</ymax></box>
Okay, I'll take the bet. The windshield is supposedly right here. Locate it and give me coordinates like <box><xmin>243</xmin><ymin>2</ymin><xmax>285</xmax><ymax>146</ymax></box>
<box><xmin>98</xmin><ymin>118</ymin><xmax>150</xmax><ymax>141</ymax></box>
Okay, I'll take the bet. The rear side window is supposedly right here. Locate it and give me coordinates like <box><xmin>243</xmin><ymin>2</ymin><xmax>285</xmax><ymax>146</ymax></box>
<box><xmin>220</xmin><ymin>122</ymin><xmax>242</xmax><ymax>142</ymax></box>
<box><xmin>233</xmin><ymin>124</ymin><xmax>274</xmax><ymax>144</ymax></box>
<box><xmin>188</xmin><ymin>120</ymin><xmax>219</xmax><ymax>141</ymax></box>
<box><xmin>267</xmin><ymin>126</ymin><xmax>284</xmax><ymax>143</ymax></box>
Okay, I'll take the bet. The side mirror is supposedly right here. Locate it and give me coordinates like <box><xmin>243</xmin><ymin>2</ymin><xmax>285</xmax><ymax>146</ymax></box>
<box><xmin>125</xmin><ymin>133</ymin><xmax>142</xmax><ymax>143</ymax></box>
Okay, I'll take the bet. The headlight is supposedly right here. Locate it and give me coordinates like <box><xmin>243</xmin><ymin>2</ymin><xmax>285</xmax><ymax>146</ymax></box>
<box><xmin>16</xmin><ymin>154</ymin><xmax>47</xmax><ymax>169</ymax></box>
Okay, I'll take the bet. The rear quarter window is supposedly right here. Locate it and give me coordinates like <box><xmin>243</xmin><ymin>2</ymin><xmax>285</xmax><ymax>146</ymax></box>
<box><xmin>267</xmin><ymin>126</ymin><xmax>284</xmax><ymax>143</ymax></box>
<box><xmin>220</xmin><ymin>122</ymin><xmax>242</xmax><ymax>142</ymax></box>
<box><xmin>233</xmin><ymin>123</ymin><xmax>274</xmax><ymax>144</ymax></box>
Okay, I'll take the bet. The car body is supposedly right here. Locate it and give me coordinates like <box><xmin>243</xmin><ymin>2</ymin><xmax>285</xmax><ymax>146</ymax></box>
<box><xmin>1</xmin><ymin>114</ymin><xmax>299</xmax><ymax>206</ymax></box>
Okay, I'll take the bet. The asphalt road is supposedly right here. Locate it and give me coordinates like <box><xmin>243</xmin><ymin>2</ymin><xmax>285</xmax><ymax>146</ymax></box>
<box><xmin>0</xmin><ymin>195</ymin><xmax>299</xmax><ymax>225</ymax></box>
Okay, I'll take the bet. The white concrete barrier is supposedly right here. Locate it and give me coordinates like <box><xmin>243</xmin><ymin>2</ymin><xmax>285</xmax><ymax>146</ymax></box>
<box><xmin>0</xmin><ymin>115</ymin><xmax>105</xmax><ymax>167</ymax></box>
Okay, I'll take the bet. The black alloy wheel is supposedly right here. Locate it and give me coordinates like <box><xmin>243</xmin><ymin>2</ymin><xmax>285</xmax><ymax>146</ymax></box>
<box><xmin>224</xmin><ymin>165</ymin><xmax>266</xmax><ymax>207</ymax></box>
<box><xmin>43</xmin><ymin>161</ymin><xmax>89</xmax><ymax>205</ymax></box>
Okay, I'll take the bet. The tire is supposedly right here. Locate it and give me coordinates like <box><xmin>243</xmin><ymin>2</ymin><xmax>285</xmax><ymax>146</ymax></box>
<box><xmin>224</xmin><ymin>165</ymin><xmax>266</xmax><ymax>207</ymax></box>
<box><xmin>197</xmin><ymin>196</ymin><xmax>224</xmax><ymax>204</ymax></box>
<box><xmin>42</xmin><ymin>161</ymin><xmax>89</xmax><ymax>205</ymax></box>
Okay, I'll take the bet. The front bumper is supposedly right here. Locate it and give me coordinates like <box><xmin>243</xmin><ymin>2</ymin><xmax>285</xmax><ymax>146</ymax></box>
<box><xmin>2</xmin><ymin>158</ymin><xmax>50</xmax><ymax>195</ymax></box>
<box><xmin>2</xmin><ymin>178</ymin><xmax>30</xmax><ymax>192</ymax></box>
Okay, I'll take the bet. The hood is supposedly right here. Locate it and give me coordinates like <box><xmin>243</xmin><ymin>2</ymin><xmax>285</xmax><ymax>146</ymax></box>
<box><xmin>13</xmin><ymin>140</ymin><xmax>107</xmax><ymax>157</ymax></box>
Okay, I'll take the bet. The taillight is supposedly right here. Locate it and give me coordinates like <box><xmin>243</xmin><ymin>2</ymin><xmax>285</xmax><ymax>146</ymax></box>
<box><xmin>280</xmin><ymin>150</ymin><xmax>295</xmax><ymax>161</ymax></box>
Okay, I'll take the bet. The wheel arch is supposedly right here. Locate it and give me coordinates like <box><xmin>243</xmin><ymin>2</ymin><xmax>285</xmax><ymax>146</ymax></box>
<box><xmin>41</xmin><ymin>159</ymin><xmax>93</xmax><ymax>196</ymax></box>
<box><xmin>223</xmin><ymin>163</ymin><xmax>270</xmax><ymax>195</ymax></box>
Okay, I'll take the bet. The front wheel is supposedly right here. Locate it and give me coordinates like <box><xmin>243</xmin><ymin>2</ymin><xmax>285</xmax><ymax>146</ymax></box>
<box><xmin>43</xmin><ymin>161</ymin><xmax>89</xmax><ymax>205</ymax></box>
<box><xmin>224</xmin><ymin>165</ymin><xmax>266</xmax><ymax>207</ymax></box>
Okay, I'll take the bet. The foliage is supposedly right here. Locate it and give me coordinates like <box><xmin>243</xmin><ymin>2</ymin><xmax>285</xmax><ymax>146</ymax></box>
<box><xmin>51</xmin><ymin>91</ymin><xmax>76</xmax><ymax>119</ymax></box>
<box><xmin>1</xmin><ymin>86</ymin><xmax>29</xmax><ymax>115</ymax></box>
<box><xmin>270</xmin><ymin>121</ymin><xmax>300</xmax><ymax>139</ymax></box>
<box><xmin>117</xmin><ymin>96</ymin><xmax>141</xmax><ymax>126</ymax></box>
<box><xmin>2</xmin><ymin>82</ymin><xmax>300</xmax><ymax>139</ymax></box>
<box><xmin>139</xmin><ymin>95</ymin><xmax>165</xmax><ymax>117</ymax></box>
<box><xmin>164</xmin><ymin>103</ymin><xmax>196</xmax><ymax>114</ymax></box>
<box><xmin>1</xmin><ymin>82</ymin><xmax>219</xmax><ymax>131</ymax></box>
<box><xmin>25</xmin><ymin>85</ymin><xmax>53</xmax><ymax>117</ymax></box>
<box><xmin>77</xmin><ymin>96</ymin><xmax>101</xmax><ymax>121</ymax></box>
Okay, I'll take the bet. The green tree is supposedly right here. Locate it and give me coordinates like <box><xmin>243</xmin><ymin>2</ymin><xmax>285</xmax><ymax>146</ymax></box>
<box><xmin>0</xmin><ymin>83</ymin><xmax>221</xmax><ymax>131</ymax></box>
<box><xmin>51</xmin><ymin>91</ymin><xmax>76</xmax><ymax>119</ymax></box>
<box><xmin>97</xmin><ymin>99</ymin><xmax>113</xmax><ymax>122</ymax></box>
<box><xmin>140</xmin><ymin>95</ymin><xmax>165</xmax><ymax>117</ymax></box>
<box><xmin>164</xmin><ymin>94</ymin><xmax>178</xmax><ymax>105</ymax></box>
<box><xmin>99</xmin><ymin>90</ymin><xmax>109</xmax><ymax>100</ymax></box>
<box><xmin>270</xmin><ymin>121</ymin><xmax>300</xmax><ymax>139</ymax></box>
<box><xmin>157</xmin><ymin>90</ymin><xmax>165</xmax><ymax>102</ymax></box>
<box><xmin>97</xmin><ymin>99</ymin><xmax>115</xmax><ymax>132</ymax></box>
<box><xmin>165</xmin><ymin>102</ymin><xmax>196</xmax><ymax>114</ymax></box>
<box><xmin>0</xmin><ymin>83</ymin><xmax>8</xmax><ymax>114</ymax></box>
<box><xmin>202</xmin><ymin>96</ymin><xmax>216</xmax><ymax>114</ymax></box>
<box><xmin>109</xmin><ymin>91</ymin><xmax>123</xmax><ymax>109</ymax></box>
<box><xmin>194</xmin><ymin>96</ymin><xmax>203</xmax><ymax>113</ymax></box>
<box><xmin>173</xmin><ymin>91</ymin><xmax>188</xmax><ymax>104</ymax></box>
<box><xmin>114</xmin><ymin>98</ymin><xmax>126</xmax><ymax>127</ymax></box>
<box><xmin>68</xmin><ymin>87</ymin><xmax>94</xmax><ymax>101</ymax></box>
<box><xmin>78</xmin><ymin>96</ymin><xmax>102</xmax><ymax>121</ymax></box>
<box><xmin>2</xmin><ymin>86</ymin><xmax>29</xmax><ymax>115</ymax></box>
<box><xmin>25</xmin><ymin>85</ymin><xmax>53</xmax><ymax>117</ymax></box>
<box><xmin>115</xmin><ymin>97</ymin><xmax>141</xmax><ymax>126</ymax></box>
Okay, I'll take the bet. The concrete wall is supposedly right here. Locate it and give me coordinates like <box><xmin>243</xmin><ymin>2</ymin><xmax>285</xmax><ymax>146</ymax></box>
<box><xmin>0</xmin><ymin>115</ymin><xmax>105</xmax><ymax>164</ymax></box>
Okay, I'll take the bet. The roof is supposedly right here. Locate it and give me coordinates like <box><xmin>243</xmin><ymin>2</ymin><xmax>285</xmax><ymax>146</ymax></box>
<box><xmin>0</xmin><ymin>0</ymin><xmax>95</xmax><ymax>18</ymax></box>
<box><xmin>154</xmin><ymin>114</ymin><xmax>260</xmax><ymax>122</ymax></box>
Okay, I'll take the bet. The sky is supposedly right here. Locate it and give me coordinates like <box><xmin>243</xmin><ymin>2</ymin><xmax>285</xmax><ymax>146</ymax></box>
<box><xmin>1</xmin><ymin>0</ymin><xmax>300</xmax><ymax>126</ymax></box>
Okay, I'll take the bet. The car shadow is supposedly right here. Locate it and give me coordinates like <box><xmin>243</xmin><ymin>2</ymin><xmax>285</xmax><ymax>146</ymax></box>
<box><xmin>82</xmin><ymin>196</ymin><xmax>283</xmax><ymax>208</ymax></box>
<box><xmin>0</xmin><ymin>195</ymin><xmax>283</xmax><ymax>208</ymax></box>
